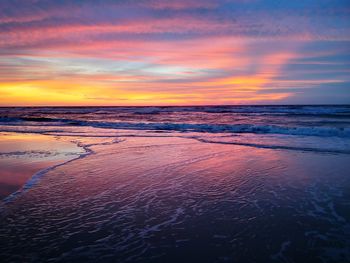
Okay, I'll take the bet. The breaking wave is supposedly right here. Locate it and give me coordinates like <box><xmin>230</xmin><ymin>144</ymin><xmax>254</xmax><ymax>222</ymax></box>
<box><xmin>1</xmin><ymin>117</ymin><xmax>350</xmax><ymax>138</ymax></box>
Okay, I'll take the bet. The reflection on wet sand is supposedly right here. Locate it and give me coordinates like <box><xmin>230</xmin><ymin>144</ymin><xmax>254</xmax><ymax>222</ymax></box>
<box><xmin>0</xmin><ymin>134</ymin><xmax>349</xmax><ymax>262</ymax></box>
<box><xmin>0</xmin><ymin>133</ymin><xmax>84</xmax><ymax>200</ymax></box>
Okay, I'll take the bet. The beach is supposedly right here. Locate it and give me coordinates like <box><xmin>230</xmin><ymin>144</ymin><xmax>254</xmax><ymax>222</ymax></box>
<box><xmin>0</xmin><ymin>106</ymin><xmax>350</xmax><ymax>262</ymax></box>
<box><xmin>0</xmin><ymin>133</ymin><xmax>83</xmax><ymax>201</ymax></box>
<box><xmin>2</xmin><ymin>0</ymin><xmax>350</xmax><ymax>261</ymax></box>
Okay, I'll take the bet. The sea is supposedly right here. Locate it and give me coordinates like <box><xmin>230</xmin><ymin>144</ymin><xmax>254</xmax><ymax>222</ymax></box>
<box><xmin>0</xmin><ymin>105</ymin><xmax>349</xmax><ymax>262</ymax></box>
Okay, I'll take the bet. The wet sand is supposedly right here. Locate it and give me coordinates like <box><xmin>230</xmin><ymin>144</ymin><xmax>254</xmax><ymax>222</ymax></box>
<box><xmin>0</xmin><ymin>133</ymin><xmax>349</xmax><ymax>262</ymax></box>
<box><xmin>0</xmin><ymin>133</ymin><xmax>84</xmax><ymax>200</ymax></box>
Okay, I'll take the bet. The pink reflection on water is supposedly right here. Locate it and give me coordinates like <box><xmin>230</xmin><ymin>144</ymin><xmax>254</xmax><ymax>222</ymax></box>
<box><xmin>0</xmin><ymin>132</ymin><xmax>83</xmax><ymax>199</ymax></box>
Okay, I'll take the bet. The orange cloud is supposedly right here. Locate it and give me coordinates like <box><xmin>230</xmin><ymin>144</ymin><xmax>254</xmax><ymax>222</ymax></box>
<box><xmin>0</xmin><ymin>35</ymin><xmax>304</xmax><ymax>106</ymax></box>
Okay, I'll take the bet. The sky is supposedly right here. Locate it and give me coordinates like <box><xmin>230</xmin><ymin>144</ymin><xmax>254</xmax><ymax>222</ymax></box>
<box><xmin>0</xmin><ymin>0</ymin><xmax>349</xmax><ymax>106</ymax></box>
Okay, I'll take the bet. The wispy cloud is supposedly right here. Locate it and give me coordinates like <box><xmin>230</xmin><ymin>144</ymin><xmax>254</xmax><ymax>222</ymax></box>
<box><xmin>0</xmin><ymin>0</ymin><xmax>349</xmax><ymax>105</ymax></box>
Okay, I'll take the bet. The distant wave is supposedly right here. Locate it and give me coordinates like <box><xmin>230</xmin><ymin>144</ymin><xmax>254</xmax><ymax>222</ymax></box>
<box><xmin>1</xmin><ymin>105</ymin><xmax>350</xmax><ymax>116</ymax></box>
<box><xmin>192</xmin><ymin>137</ymin><xmax>350</xmax><ymax>154</ymax></box>
<box><xmin>187</xmin><ymin>105</ymin><xmax>350</xmax><ymax>115</ymax></box>
<box><xmin>112</xmin><ymin>106</ymin><xmax>348</xmax><ymax>117</ymax></box>
<box><xmin>2</xmin><ymin>117</ymin><xmax>349</xmax><ymax>138</ymax></box>
<box><xmin>0</xmin><ymin>116</ymin><xmax>80</xmax><ymax>124</ymax></box>
<box><xmin>85</xmin><ymin>121</ymin><xmax>350</xmax><ymax>137</ymax></box>
<box><xmin>1</xmin><ymin>106</ymin><xmax>350</xmax><ymax>139</ymax></box>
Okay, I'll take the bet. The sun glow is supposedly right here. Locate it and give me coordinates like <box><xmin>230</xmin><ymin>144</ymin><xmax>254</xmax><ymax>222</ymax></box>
<box><xmin>1</xmin><ymin>1</ymin><xmax>349</xmax><ymax>105</ymax></box>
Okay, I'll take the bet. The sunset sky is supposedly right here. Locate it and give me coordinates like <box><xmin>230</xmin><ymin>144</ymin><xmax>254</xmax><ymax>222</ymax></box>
<box><xmin>1</xmin><ymin>0</ymin><xmax>349</xmax><ymax>106</ymax></box>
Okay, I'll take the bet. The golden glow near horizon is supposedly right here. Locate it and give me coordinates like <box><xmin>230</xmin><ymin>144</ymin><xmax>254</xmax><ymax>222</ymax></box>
<box><xmin>1</xmin><ymin>1</ymin><xmax>349</xmax><ymax>105</ymax></box>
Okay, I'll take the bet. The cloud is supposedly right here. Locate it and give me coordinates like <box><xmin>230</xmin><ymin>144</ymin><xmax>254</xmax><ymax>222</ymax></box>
<box><xmin>0</xmin><ymin>0</ymin><xmax>349</xmax><ymax>105</ymax></box>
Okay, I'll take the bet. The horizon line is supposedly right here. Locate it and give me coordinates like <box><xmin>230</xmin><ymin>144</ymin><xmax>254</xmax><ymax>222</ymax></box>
<box><xmin>1</xmin><ymin>104</ymin><xmax>349</xmax><ymax>108</ymax></box>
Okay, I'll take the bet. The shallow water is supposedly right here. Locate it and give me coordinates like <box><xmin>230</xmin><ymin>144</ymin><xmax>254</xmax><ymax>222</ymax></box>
<box><xmin>0</xmin><ymin>133</ymin><xmax>83</xmax><ymax>200</ymax></box>
<box><xmin>1</xmin><ymin>105</ymin><xmax>350</xmax><ymax>154</ymax></box>
<box><xmin>0</xmin><ymin>106</ymin><xmax>350</xmax><ymax>262</ymax></box>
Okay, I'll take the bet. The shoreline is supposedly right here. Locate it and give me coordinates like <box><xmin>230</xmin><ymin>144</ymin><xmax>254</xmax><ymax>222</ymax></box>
<box><xmin>1</xmin><ymin>127</ymin><xmax>350</xmax><ymax>205</ymax></box>
<box><xmin>1</xmin><ymin>134</ymin><xmax>349</xmax><ymax>262</ymax></box>
<box><xmin>0</xmin><ymin>131</ymin><xmax>127</xmax><ymax>206</ymax></box>
<box><xmin>2</xmin><ymin>144</ymin><xmax>91</xmax><ymax>205</ymax></box>
<box><xmin>0</xmin><ymin>132</ymin><xmax>88</xmax><ymax>204</ymax></box>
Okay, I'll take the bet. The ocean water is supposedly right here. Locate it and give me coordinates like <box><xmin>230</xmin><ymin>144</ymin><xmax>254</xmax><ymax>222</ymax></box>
<box><xmin>1</xmin><ymin>105</ymin><xmax>350</xmax><ymax>153</ymax></box>
<box><xmin>0</xmin><ymin>106</ymin><xmax>350</xmax><ymax>262</ymax></box>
